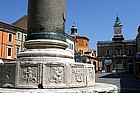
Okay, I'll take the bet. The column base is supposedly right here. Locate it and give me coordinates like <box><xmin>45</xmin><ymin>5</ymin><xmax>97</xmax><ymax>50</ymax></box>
<box><xmin>0</xmin><ymin>83</ymin><xmax>118</xmax><ymax>93</ymax></box>
<box><xmin>0</xmin><ymin>61</ymin><xmax>95</xmax><ymax>89</ymax></box>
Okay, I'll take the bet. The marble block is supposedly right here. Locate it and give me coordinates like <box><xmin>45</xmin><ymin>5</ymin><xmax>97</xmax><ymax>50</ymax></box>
<box><xmin>0</xmin><ymin>61</ymin><xmax>95</xmax><ymax>89</ymax></box>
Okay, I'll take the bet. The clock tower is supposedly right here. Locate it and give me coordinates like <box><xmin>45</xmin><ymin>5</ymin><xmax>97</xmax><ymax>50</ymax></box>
<box><xmin>112</xmin><ymin>15</ymin><xmax>124</xmax><ymax>42</ymax></box>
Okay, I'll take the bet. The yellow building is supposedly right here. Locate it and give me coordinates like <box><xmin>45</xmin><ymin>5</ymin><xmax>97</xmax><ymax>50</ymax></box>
<box><xmin>12</xmin><ymin>15</ymin><xmax>27</xmax><ymax>58</ymax></box>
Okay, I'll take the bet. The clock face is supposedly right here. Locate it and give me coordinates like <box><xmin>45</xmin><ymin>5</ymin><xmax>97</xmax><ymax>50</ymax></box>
<box><xmin>115</xmin><ymin>28</ymin><xmax>121</xmax><ymax>34</ymax></box>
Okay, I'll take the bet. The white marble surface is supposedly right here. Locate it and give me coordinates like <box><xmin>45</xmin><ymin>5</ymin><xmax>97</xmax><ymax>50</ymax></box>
<box><xmin>0</xmin><ymin>83</ymin><xmax>118</xmax><ymax>93</ymax></box>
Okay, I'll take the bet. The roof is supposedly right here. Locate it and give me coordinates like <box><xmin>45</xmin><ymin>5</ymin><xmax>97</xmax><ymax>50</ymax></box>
<box><xmin>70</xmin><ymin>23</ymin><xmax>78</xmax><ymax>32</ymax></box>
<box><xmin>97</xmin><ymin>40</ymin><xmax>135</xmax><ymax>44</ymax></box>
<box><xmin>0</xmin><ymin>21</ymin><xmax>16</xmax><ymax>34</ymax></box>
<box><xmin>114</xmin><ymin>15</ymin><xmax>122</xmax><ymax>26</ymax></box>
<box><xmin>71</xmin><ymin>34</ymin><xmax>89</xmax><ymax>41</ymax></box>
<box><xmin>65</xmin><ymin>33</ymin><xmax>76</xmax><ymax>42</ymax></box>
<box><xmin>12</xmin><ymin>15</ymin><xmax>27</xmax><ymax>31</ymax></box>
<box><xmin>70</xmin><ymin>23</ymin><xmax>89</xmax><ymax>41</ymax></box>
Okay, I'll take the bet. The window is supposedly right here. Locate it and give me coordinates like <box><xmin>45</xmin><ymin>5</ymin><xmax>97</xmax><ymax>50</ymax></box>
<box><xmin>106</xmin><ymin>49</ymin><xmax>110</xmax><ymax>55</ymax></box>
<box><xmin>8</xmin><ymin>48</ymin><xmax>11</xmax><ymax>56</ymax></box>
<box><xmin>116</xmin><ymin>49</ymin><xmax>121</xmax><ymax>55</ymax></box>
<box><xmin>79</xmin><ymin>50</ymin><xmax>83</xmax><ymax>54</ymax></box>
<box><xmin>23</xmin><ymin>35</ymin><xmax>27</xmax><ymax>41</ymax></box>
<box><xmin>7</xmin><ymin>46</ymin><xmax>12</xmax><ymax>59</ymax></box>
<box><xmin>69</xmin><ymin>43</ymin><xmax>73</xmax><ymax>50</ymax></box>
<box><xmin>128</xmin><ymin>49</ymin><xmax>132</xmax><ymax>55</ymax></box>
<box><xmin>8</xmin><ymin>33</ymin><xmax>12</xmax><ymax>42</ymax></box>
<box><xmin>16</xmin><ymin>32</ymin><xmax>21</xmax><ymax>40</ymax></box>
<box><xmin>16</xmin><ymin>45</ymin><xmax>20</xmax><ymax>55</ymax></box>
<box><xmin>99</xmin><ymin>61</ymin><xmax>102</xmax><ymax>68</ymax></box>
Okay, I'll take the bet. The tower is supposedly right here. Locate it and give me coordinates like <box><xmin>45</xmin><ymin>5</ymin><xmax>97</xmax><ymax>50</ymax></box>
<box><xmin>70</xmin><ymin>23</ymin><xmax>78</xmax><ymax>35</ymax></box>
<box><xmin>112</xmin><ymin>15</ymin><xmax>124</xmax><ymax>41</ymax></box>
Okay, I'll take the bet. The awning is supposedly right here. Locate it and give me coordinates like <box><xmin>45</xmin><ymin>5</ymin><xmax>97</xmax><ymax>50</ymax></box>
<box><xmin>105</xmin><ymin>59</ymin><xmax>112</xmax><ymax>65</ymax></box>
<box><xmin>135</xmin><ymin>54</ymin><xmax>140</xmax><ymax>60</ymax></box>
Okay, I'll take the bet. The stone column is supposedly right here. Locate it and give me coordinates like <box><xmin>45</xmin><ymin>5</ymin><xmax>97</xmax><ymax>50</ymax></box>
<box><xmin>14</xmin><ymin>0</ymin><xmax>95</xmax><ymax>89</ymax></box>
<box><xmin>18</xmin><ymin>0</ymin><xmax>74</xmax><ymax>62</ymax></box>
<box><xmin>27</xmin><ymin>0</ymin><xmax>66</xmax><ymax>42</ymax></box>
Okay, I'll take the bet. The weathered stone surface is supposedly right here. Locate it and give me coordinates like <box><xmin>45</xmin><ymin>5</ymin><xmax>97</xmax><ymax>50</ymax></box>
<box><xmin>42</xmin><ymin>62</ymin><xmax>95</xmax><ymax>89</ymax></box>
<box><xmin>43</xmin><ymin>63</ymin><xmax>66</xmax><ymax>88</ymax></box>
<box><xmin>86</xmin><ymin>65</ymin><xmax>95</xmax><ymax>87</ymax></box>
<box><xmin>15</xmin><ymin>62</ymin><xmax>42</xmax><ymax>89</ymax></box>
<box><xmin>18</xmin><ymin>40</ymin><xmax>73</xmax><ymax>62</ymax></box>
<box><xmin>0</xmin><ymin>61</ymin><xmax>96</xmax><ymax>89</ymax></box>
<box><xmin>27</xmin><ymin>0</ymin><xmax>66</xmax><ymax>42</ymax></box>
<box><xmin>0</xmin><ymin>62</ymin><xmax>17</xmax><ymax>88</ymax></box>
<box><xmin>70</xmin><ymin>63</ymin><xmax>86</xmax><ymax>87</ymax></box>
<box><xmin>0</xmin><ymin>83</ymin><xmax>118</xmax><ymax>93</ymax></box>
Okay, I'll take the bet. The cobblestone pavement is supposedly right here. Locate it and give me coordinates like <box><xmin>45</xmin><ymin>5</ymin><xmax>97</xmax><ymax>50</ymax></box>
<box><xmin>95</xmin><ymin>72</ymin><xmax>140</xmax><ymax>93</ymax></box>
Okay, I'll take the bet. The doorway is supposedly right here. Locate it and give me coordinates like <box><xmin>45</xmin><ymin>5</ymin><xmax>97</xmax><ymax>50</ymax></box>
<box><xmin>127</xmin><ymin>59</ymin><xmax>134</xmax><ymax>73</ymax></box>
<box><xmin>107</xmin><ymin>65</ymin><xmax>111</xmax><ymax>73</ymax></box>
<box><xmin>116</xmin><ymin>60</ymin><xmax>123</xmax><ymax>73</ymax></box>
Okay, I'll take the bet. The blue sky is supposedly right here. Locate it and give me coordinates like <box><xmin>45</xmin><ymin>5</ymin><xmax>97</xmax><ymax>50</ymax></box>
<box><xmin>0</xmin><ymin>0</ymin><xmax>140</xmax><ymax>50</ymax></box>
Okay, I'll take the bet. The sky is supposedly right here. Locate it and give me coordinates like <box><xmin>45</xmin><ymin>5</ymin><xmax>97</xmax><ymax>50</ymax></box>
<box><xmin>0</xmin><ymin>0</ymin><xmax>140</xmax><ymax>50</ymax></box>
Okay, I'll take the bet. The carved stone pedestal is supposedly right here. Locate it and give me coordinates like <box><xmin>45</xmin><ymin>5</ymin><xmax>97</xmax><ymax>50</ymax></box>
<box><xmin>0</xmin><ymin>0</ymin><xmax>118</xmax><ymax>92</ymax></box>
<box><xmin>0</xmin><ymin>39</ymin><xmax>95</xmax><ymax>89</ymax></box>
<box><xmin>0</xmin><ymin>61</ymin><xmax>95</xmax><ymax>89</ymax></box>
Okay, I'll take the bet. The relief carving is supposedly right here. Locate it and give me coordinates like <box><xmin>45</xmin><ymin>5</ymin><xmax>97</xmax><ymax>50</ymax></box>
<box><xmin>72</xmin><ymin>68</ymin><xmax>83</xmax><ymax>83</ymax></box>
<box><xmin>88</xmin><ymin>68</ymin><xmax>93</xmax><ymax>80</ymax></box>
<box><xmin>49</xmin><ymin>67</ymin><xmax>63</xmax><ymax>83</ymax></box>
<box><xmin>4</xmin><ymin>66</ymin><xmax>12</xmax><ymax>83</ymax></box>
<box><xmin>21</xmin><ymin>67</ymin><xmax>37</xmax><ymax>84</ymax></box>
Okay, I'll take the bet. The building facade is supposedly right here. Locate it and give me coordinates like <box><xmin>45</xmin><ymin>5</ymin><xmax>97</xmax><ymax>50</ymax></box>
<box><xmin>0</xmin><ymin>16</ymin><xmax>27</xmax><ymax>62</ymax></box>
<box><xmin>12</xmin><ymin>15</ymin><xmax>27</xmax><ymax>57</ymax></box>
<box><xmin>135</xmin><ymin>26</ymin><xmax>140</xmax><ymax>72</ymax></box>
<box><xmin>13</xmin><ymin>27</ymin><xmax>27</xmax><ymax>58</ymax></box>
<box><xmin>65</xmin><ymin>33</ymin><xmax>76</xmax><ymax>60</ymax></box>
<box><xmin>70</xmin><ymin>24</ymin><xmax>98</xmax><ymax>72</ymax></box>
<box><xmin>82</xmin><ymin>50</ymin><xmax>98</xmax><ymax>72</ymax></box>
<box><xmin>136</xmin><ymin>26</ymin><xmax>140</xmax><ymax>53</ymax></box>
<box><xmin>0</xmin><ymin>22</ymin><xmax>16</xmax><ymax>62</ymax></box>
<box><xmin>97</xmin><ymin>16</ymin><xmax>137</xmax><ymax>73</ymax></box>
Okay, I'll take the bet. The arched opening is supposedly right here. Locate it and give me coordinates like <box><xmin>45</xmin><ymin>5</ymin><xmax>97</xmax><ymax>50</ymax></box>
<box><xmin>104</xmin><ymin>59</ymin><xmax>112</xmax><ymax>73</ymax></box>
<box><xmin>127</xmin><ymin>59</ymin><xmax>134</xmax><ymax>73</ymax></box>
<box><xmin>116</xmin><ymin>60</ymin><xmax>123</xmax><ymax>73</ymax></box>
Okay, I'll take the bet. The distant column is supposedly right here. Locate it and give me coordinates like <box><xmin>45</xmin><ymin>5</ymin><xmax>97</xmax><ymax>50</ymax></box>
<box><xmin>27</xmin><ymin>0</ymin><xmax>66</xmax><ymax>42</ymax></box>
